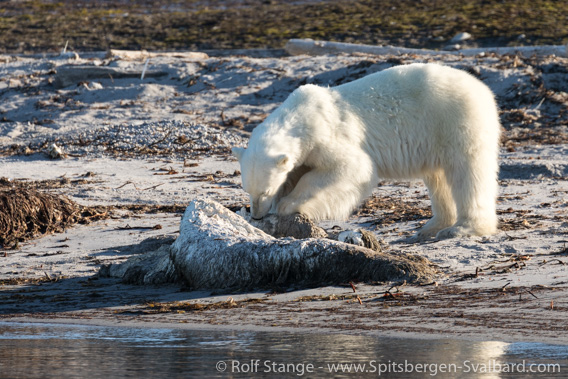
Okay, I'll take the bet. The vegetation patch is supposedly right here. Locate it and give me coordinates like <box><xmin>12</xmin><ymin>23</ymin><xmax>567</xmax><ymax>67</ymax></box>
<box><xmin>0</xmin><ymin>0</ymin><xmax>567</xmax><ymax>54</ymax></box>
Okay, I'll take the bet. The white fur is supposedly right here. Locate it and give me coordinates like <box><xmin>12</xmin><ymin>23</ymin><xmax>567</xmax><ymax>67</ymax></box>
<box><xmin>233</xmin><ymin>63</ymin><xmax>500</xmax><ymax>239</ymax></box>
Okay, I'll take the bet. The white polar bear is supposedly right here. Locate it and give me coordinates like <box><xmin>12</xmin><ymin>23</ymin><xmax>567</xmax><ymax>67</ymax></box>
<box><xmin>232</xmin><ymin>63</ymin><xmax>500</xmax><ymax>240</ymax></box>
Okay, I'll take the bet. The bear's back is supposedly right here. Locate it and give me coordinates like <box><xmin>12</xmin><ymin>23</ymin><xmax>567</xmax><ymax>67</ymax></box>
<box><xmin>336</xmin><ymin>63</ymin><xmax>489</xmax><ymax>102</ymax></box>
<box><xmin>331</xmin><ymin>63</ymin><xmax>499</xmax><ymax>179</ymax></box>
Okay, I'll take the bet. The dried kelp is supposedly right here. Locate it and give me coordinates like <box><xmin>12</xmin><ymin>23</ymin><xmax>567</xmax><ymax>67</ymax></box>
<box><xmin>0</xmin><ymin>184</ymin><xmax>107</xmax><ymax>248</ymax></box>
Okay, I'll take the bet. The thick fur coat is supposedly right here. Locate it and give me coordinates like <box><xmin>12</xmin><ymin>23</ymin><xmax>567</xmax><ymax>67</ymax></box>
<box><xmin>233</xmin><ymin>63</ymin><xmax>501</xmax><ymax>239</ymax></box>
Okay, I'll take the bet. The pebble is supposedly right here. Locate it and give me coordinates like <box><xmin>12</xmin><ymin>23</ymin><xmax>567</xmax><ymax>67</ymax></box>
<box><xmin>47</xmin><ymin>143</ymin><xmax>65</xmax><ymax>159</ymax></box>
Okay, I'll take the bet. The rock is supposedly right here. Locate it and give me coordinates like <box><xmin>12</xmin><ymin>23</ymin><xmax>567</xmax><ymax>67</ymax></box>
<box><xmin>360</xmin><ymin>230</ymin><xmax>383</xmax><ymax>251</ymax></box>
<box><xmin>248</xmin><ymin>212</ymin><xmax>328</xmax><ymax>239</ymax></box>
<box><xmin>339</xmin><ymin>229</ymin><xmax>384</xmax><ymax>251</ymax></box>
<box><xmin>450</xmin><ymin>32</ymin><xmax>472</xmax><ymax>43</ymax></box>
<box><xmin>444</xmin><ymin>44</ymin><xmax>462</xmax><ymax>51</ymax></box>
<box><xmin>89</xmin><ymin>82</ymin><xmax>103</xmax><ymax>90</ymax></box>
<box><xmin>338</xmin><ymin>230</ymin><xmax>364</xmax><ymax>246</ymax></box>
<box><xmin>102</xmin><ymin>199</ymin><xmax>436</xmax><ymax>289</ymax></box>
<box><xmin>47</xmin><ymin>143</ymin><xmax>65</xmax><ymax>159</ymax></box>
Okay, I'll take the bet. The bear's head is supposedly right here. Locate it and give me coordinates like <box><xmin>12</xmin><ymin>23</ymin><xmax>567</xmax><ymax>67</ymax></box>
<box><xmin>232</xmin><ymin>146</ymin><xmax>294</xmax><ymax>220</ymax></box>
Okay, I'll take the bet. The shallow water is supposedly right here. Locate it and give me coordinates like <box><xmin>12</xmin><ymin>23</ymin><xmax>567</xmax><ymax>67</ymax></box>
<box><xmin>0</xmin><ymin>322</ymin><xmax>565</xmax><ymax>378</ymax></box>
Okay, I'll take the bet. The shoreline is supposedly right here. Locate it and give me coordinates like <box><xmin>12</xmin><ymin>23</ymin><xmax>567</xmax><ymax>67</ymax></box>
<box><xmin>2</xmin><ymin>277</ymin><xmax>567</xmax><ymax>345</ymax></box>
<box><xmin>2</xmin><ymin>297</ymin><xmax>567</xmax><ymax>346</ymax></box>
<box><xmin>0</xmin><ymin>318</ymin><xmax>555</xmax><ymax>345</ymax></box>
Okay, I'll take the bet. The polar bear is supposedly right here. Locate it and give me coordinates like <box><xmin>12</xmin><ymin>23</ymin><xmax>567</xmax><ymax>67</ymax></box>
<box><xmin>232</xmin><ymin>63</ymin><xmax>500</xmax><ymax>240</ymax></box>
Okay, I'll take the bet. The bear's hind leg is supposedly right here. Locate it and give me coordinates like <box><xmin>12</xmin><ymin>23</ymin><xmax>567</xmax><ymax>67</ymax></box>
<box><xmin>436</xmin><ymin>156</ymin><xmax>498</xmax><ymax>239</ymax></box>
<box><xmin>410</xmin><ymin>171</ymin><xmax>457</xmax><ymax>241</ymax></box>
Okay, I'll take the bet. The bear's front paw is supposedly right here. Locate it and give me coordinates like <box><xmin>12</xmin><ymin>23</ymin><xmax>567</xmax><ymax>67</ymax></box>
<box><xmin>277</xmin><ymin>198</ymin><xmax>301</xmax><ymax>215</ymax></box>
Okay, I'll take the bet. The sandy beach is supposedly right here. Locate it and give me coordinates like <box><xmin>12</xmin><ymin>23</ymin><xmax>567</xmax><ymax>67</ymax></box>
<box><xmin>1</xmin><ymin>47</ymin><xmax>567</xmax><ymax>344</ymax></box>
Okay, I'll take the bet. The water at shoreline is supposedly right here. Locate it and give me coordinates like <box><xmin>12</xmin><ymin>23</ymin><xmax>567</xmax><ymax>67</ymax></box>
<box><xmin>0</xmin><ymin>322</ymin><xmax>566</xmax><ymax>378</ymax></box>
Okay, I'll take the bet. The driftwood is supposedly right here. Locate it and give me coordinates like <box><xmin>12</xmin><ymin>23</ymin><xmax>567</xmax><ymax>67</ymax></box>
<box><xmin>108</xmin><ymin>49</ymin><xmax>209</xmax><ymax>61</ymax></box>
<box><xmin>54</xmin><ymin>65</ymin><xmax>169</xmax><ymax>88</ymax></box>
<box><xmin>285</xmin><ymin>38</ymin><xmax>568</xmax><ymax>58</ymax></box>
<box><xmin>101</xmin><ymin>199</ymin><xmax>436</xmax><ymax>289</ymax></box>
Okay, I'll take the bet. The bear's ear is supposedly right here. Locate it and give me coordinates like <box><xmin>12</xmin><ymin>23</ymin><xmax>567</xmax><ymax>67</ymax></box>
<box><xmin>231</xmin><ymin>147</ymin><xmax>245</xmax><ymax>160</ymax></box>
<box><xmin>276</xmin><ymin>154</ymin><xmax>290</xmax><ymax>169</ymax></box>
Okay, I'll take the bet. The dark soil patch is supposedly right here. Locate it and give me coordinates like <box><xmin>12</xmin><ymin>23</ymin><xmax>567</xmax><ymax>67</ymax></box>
<box><xmin>0</xmin><ymin>0</ymin><xmax>566</xmax><ymax>54</ymax></box>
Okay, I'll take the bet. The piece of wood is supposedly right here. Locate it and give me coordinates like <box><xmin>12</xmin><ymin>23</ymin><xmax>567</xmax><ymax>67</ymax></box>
<box><xmin>285</xmin><ymin>38</ymin><xmax>568</xmax><ymax>58</ymax></box>
<box><xmin>108</xmin><ymin>49</ymin><xmax>208</xmax><ymax>61</ymax></box>
<box><xmin>456</xmin><ymin>45</ymin><xmax>568</xmax><ymax>57</ymax></box>
<box><xmin>54</xmin><ymin>65</ymin><xmax>168</xmax><ymax>88</ymax></box>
